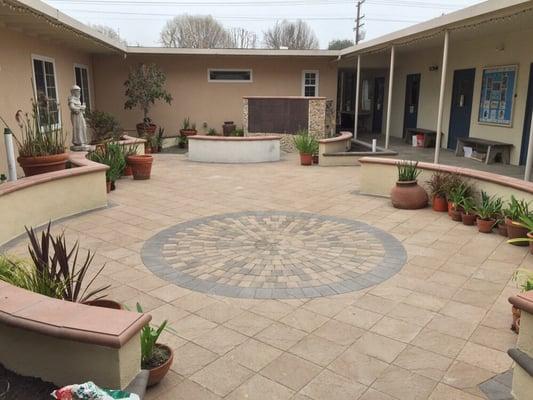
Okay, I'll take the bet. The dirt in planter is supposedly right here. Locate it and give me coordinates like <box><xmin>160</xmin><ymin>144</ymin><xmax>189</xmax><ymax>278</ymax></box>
<box><xmin>0</xmin><ymin>363</ymin><xmax>57</xmax><ymax>399</ymax></box>
<box><xmin>142</xmin><ymin>345</ymin><xmax>171</xmax><ymax>370</ymax></box>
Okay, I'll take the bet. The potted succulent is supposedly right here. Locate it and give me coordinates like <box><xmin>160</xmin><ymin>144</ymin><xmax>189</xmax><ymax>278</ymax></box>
<box><xmin>1</xmin><ymin>99</ymin><xmax>68</xmax><ymax>177</ymax></box>
<box><xmin>207</xmin><ymin>128</ymin><xmax>217</xmax><ymax>136</ymax></box>
<box><xmin>390</xmin><ymin>161</ymin><xmax>428</xmax><ymax>209</ymax></box>
<box><xmin>179</xmin><ymin>117</ymin><xmax>197</xmax><ymax>137</ymax></box>
<box><xmin>293</xmin><ymin>131</ymin><xmax>318</xmax><ymax>166</ymax></box>
<box><xmin>475</xmin><ymin>192</ymin><xmax>502</xmax><ymax>233</ymax></box>
<box><xmin>426</xmin><ymin>172</ymin><xmax>449</xmax><ymax>212</ymax></box>
<box><xmin>505</xmin><ymin>196</ymin><xmax>530</xmax><ymax>244</ymax></box>
<box><xmin>86</xmin><ymin>110</ymin><xmax>122</xmax><ymax>144</ymax></box>
<box><xmin>137</xmin><ymin>303</ymin><xmax>174</xmax><ymax>386</ymax></box>
<box><xmin>127</xmin><ymin>153</ymin><xmax>153</xmax><ymax>180</ymax></box>
<box><xmin>507</xmin><ymin>214</ymin><xmax>533</xmax><ymax>254</ymax></box>
<box><xmin>460</xmin><ymin>196</ymin><xmax>477</xmax><ymax>226</ymax></box>
<box><xmin>447</xmin><ymin>183</ymin><xmax>469</xmax><ymax>221</ymax></box>
<box><xmin>510</xmin><ymin>269</ymin><xmax>533</xmax><ymax>333</ymax></box>
<box><xmin>124</xmin><ymin>63</ymin><xmax>172</xmax><ymax>137</ymax></box>
<box><xmin>87</xmin><ymin>142</ymin><xmax>126</xmax><ymax>192</ymax></box>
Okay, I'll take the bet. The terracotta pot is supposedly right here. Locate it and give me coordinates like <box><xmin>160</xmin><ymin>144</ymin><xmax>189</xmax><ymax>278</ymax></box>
<box><xmin>222</xmin><ymin>121</ymin><xmax>236</xmax><ymax>136</ymax></box>
<box><xmin>123</xmin><ymin>165</ymin><xmax>133</xmax><ymax>177</ymax></box>
<box><xmin>136</xmin><ymin>123</ymin><xmax>156</xmax><ymax>136</ymax></box>
<box><xmin>85</xmin><ymin>299</ymin><xmax>122</xmax><ymax>310</ymax></box>
<box><xmin>529</xmin><ymin>232</ymin><xmax>533</xmax><ymax>255</ymax></box>
<box><xmin>144</xmin><ymin>143</ymin><xmax>152</xmax><ymax>154</ymax></box>
<box><xmin>461</xmin><ymin>212</ymin><xmax>477</xmax><ymax>226</ymax></box>
<box><xmin>512</xmin><ymin>305</ymin><xmax>521</xmax><ymax>334</ymax></box>
<box><xmin>506</xmin><ymin>218</ymin><xmax>529</xmax><ymax>246</ymax></box>
<box><xmin>390</xmin><ymin>180</ymin><xmax>428</xmax><ymax>210</ymax></box>
<box><xmin>17</xmin><ymin>153</ymin><xmax>68</xmax><ymax>177</ymax></box>
<box><xmin>432</xmin><ymin>195</ymin><xmax>448</xmax><ymax>212</ymax></box>
<box><xmin>180</xmin><ymin>129</ymin><xmax>197</xmax><ymax>137</ymax></box>
<box><xmin>127</xmin><ymin>155</ymin><xmax>153</xmax><ymax>180</ymax></box>
<box><xmin>312</xmin><ymin>155</ymin><xmax>319</xmax><ymax>164</ymax></box>
<box><xmin>300</xmin><ymin>153</ymin><xmax>313</xmax><ymax>166</ymax></box>
<box><xmin>497</xmin><ymin>222</ymin><xmax>508</xmax><ymax>237</ymax></box>
<box><xmin>106</xmin><ymin>181</ymin><xmax>111</xmax><ymax>193</ymax></box>
<box><xmin>147</xmin><ymin>344</ymin><xmax>174</xmax><ymax>387</ymax></box>
<box><xmin>477</xmin><ymin>218</ymin><xmax>495</xmax><ymax>233</ymax></box>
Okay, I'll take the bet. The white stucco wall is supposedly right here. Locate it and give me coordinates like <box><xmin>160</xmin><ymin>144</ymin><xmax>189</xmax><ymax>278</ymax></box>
<box><xmin>188</xmin><ymin>137</ymin><xmax>281</xmax><ymax>163</ymax></box>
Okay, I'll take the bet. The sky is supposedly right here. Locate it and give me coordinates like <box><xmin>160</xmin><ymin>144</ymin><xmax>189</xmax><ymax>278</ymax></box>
<box><xmin>43</xmin><ymin>0</ymin><xmax>484</xmax><ymax>48</ymax></box>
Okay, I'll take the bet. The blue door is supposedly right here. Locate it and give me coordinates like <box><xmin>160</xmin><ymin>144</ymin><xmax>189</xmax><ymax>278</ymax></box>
<box><xmin>520</xmin><ymin>64</ymin><xmax>533</xmax><ymax>165</ymax></box>
<box><xmin>403</xmin><ymin>74</ymin><xmax>421</xmax><ymax>137</ymax></box>
<box><xmin>447</xmin><ymin>68</ymin><xmax>476</xmax><ymax>150</ymax></box>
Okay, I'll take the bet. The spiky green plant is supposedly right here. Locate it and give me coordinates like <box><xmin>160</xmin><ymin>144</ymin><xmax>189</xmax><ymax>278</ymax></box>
<box><xmin>137</xmin><ymin>303</ymin><xmax>170</xmax><ymax>368</ymax></box>
<box><xmin>396</xmin><ymin>161</ymin><xmax>421</xmax><ymax>182</ymax></box>
<box><xmin>87</xmin><ymin>142</ymin><xmax>126</xmax><ymax>182</ymax></box>
<box><xmin>475</xmin><ymin>191</ymin><xmax>503</xmax><ymax>220</ymax></box>
<box><xmin>293</xmin><ymin>131</ymin><xmax>318</xmax><ymax>155</ymax></box>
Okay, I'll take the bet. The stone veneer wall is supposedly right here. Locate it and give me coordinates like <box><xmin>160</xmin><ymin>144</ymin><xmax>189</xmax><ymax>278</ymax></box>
<box><xmin>243</xmin><ymin>97</ymin><xmax>334</xmax><ymax>152</ymax></box>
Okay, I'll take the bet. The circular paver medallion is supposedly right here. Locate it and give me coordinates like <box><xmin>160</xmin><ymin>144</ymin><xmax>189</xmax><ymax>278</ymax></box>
<box><xmin>141</xmin><ymin>211</ymin><xmax>406</xmax><ymax>299</ymax></box>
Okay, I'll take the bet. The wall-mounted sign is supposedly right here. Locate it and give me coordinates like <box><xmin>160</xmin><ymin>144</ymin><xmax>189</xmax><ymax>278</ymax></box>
<box><xmin>478</xmin><ymin>65</ymin><xmax>517</xmax><ymax>127</ymax></box>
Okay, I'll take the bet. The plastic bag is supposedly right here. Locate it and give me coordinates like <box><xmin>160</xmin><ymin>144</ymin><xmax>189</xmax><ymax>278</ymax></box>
<box><xmin>51</xmin><ymin>381</ymin><xmax>139</xmax><ymax>400</ymax></box>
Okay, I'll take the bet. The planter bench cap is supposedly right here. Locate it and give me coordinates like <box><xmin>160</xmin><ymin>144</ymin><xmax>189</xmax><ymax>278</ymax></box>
<box><xmin>509</xmin><ymin>291</ymin><xmax>533</xmax><ymax>314</ymax></box>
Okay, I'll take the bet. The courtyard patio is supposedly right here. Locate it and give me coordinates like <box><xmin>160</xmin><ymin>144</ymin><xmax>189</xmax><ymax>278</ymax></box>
<box><xmin>2</xmin><ymin>152</ymin><xmax>527</xmax><ymax>400</ymax></box>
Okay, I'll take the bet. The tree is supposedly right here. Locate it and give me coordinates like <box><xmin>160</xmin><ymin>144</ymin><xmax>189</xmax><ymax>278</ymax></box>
<box><xmin>90</xmin><ymin>24</ymin><xmax>127</xmax><ymax>45</ymax></box>
<box><xmin>228</xmin><ymin>27</ymin><xmax>258</xmax><ymax>49</ymax></box>
<box><xmin>328</xmin><ymin>39</ymin><xmax>354</xmax><ymax>50</ymax></box>
<box><xmin>160</xmin><ymin>15</ymin><xmax>233</xmax><ymax>48</ymax></box>
<box><xmin>263</xmin><ymin>20</ymin><xmax>319</xmax><ymax>50</ymax></box>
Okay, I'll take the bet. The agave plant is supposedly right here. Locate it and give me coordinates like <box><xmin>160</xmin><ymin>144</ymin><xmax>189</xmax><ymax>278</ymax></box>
<box><xmin>293</xmin><ymin>131</ymin><xmax>318</xmax><ymax>155</ymax></box>
<box><xmin>396</xmin><ymin>161</ymin><xmax>421</xmax><ymax>182</ymax></box>
<box><xmin>475</xmin><ymin>191</ymin><xmax>503</xmax><ymax>221</ymax></box>
<box><xmin>137</xmin><ymin>303</ymin><xmax>171</xmax><ymax>368</ymax></box>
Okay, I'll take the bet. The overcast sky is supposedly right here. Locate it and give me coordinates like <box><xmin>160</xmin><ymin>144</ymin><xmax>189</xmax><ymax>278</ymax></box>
<box><xmin>44</xmin><ymin>0</ymin><xmax>483</xmax><ymax>48</ymax></box>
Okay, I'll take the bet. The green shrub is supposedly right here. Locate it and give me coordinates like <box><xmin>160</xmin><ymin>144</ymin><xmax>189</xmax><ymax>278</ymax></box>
<box><xmin>87</xmin><ymin>142</ymin><xmax>126</xmax><ymax>182</ymax></box>
<box><xmin>86</xmin><ymin>110</ymin><xmax>122</xmax><ymax>143</ymax></box>
<box><xmin>293</xmin><ymin>131</ymin><xmax>318</xmax><ymax>155</ymax></box>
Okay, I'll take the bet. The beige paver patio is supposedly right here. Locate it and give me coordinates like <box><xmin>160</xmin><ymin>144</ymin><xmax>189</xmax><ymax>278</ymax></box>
<box><xmin>3</xmin><ymin>152</ymin><xmax>530</xmax><ymax>399</ymax></box>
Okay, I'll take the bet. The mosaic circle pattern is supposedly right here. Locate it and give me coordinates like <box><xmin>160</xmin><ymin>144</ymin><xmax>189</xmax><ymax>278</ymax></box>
<box><xmin>141</xmin><ymin>211</ymin><xmax>407</xmax><ymax>299</ymax></box>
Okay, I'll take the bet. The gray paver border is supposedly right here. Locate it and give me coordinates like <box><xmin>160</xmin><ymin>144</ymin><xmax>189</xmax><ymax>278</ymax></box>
<box><xmin>141</xmin><ymin>211</ymin><xmax>407</xmax><ymax>299</ymax></box>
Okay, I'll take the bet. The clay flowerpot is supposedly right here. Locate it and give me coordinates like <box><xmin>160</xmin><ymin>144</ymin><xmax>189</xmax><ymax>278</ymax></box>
<box><xmin>300</xmin><ymin>153</ymin><xmax>313</xmax><ymax>166</ymax></box>
<box><xmin>506</xmin><ymin>218</ymin><xmax>529</xmax><ymax>246</ymax></box>
<box><xmin>222</xmin><ymin>121</ymin><xmax>236</xmax><ymax>136</ymax></box>
<box><xmin>477</xmin><ymin>218</ymin><xmax>495</xmax><ymax>233</ymax></box>
<box><xmin>17</xmin><ymin>153</ymin><xmax>69</xmax><ymax>177</ymax></box>
<box><xmin>106</xmin><ymin>181</ymin><xmax>112</xmax><ymax>193</ymax></box>
<box><xmin>461</xmin><ymin>212</ymin><xmax>477</xmax><ymax>226</ymax></box>
<box><xmin>85</xmin><ymin>299</ymin><xmax>122</xmax><ymax>310</ymax></box>
<box><xmin>136</xmin><ymin>123</ymin><xmax>156</xmax><ymax>136</ymax></box>
<box><xmin>447</xmin><ymin>200</ymin><xmax>454</xmax><ymax>217</ymax></box>
<box><xmin>179</xmin><ymin>129</ymin><xmax>197</xmax><ymax>137</ymax></box>
<box><xmin>144</xmin><ymin>142</ymin><xmax>152</xmax><ymax>154</ymax></box>
<box><xmin>497</xmin><ymin>222</ymin><xmax>508</xmax><ymax>237</ymax></box>
<box><xmin>147</xmin><ymin>344</ymin><xmax>174</xmax><ymax>387</ymax></box>
<box><xmin>123</xmin><ymin>165</ymin><xmax>133</xmax><ymax>177</ymax></box>
<box><xmin>512</xmin><ymin>305</ymin><xmax>521</xmax><ymax>334</ymax></box>
<box><xmin>312</xmin><ymin>155</ymin><xmax>319</xmax><ymax>164</ymax></box>
<box><xmin>432</xmin><ymin>195</ymin><xmax>448</xmax><ymax>212</ymax></box>
<box><xmin>390</xmin><ymin>180</ymin><xmax>428</xmax><ymax>210</ymax></box>
<box><xmin>127</xmin><ymin>155</ymin><xmax>153</xmax><ymax>180</ymax></box>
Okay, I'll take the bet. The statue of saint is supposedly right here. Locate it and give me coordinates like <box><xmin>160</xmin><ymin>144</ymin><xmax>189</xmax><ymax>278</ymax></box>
<box><xmin>68</xmin><ymin>85</ymin><xmax>90</xmax><ymax>151</ymax></box>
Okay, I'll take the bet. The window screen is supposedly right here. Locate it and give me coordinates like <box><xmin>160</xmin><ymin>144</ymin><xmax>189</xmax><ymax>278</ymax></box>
<box><xmin>209</xmin><ymin>70</ymin><xmax>252</xmax><ymax>82</ymax></box>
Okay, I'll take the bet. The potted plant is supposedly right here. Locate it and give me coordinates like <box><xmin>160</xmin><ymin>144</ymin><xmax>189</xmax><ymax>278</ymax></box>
<box><xmin>87</xmin><ymin>142</ymin><xmax>126</xmax><ymax>192</ymax></box>
<box><xmin>137</xmin><ymin>303</ymin><xmax>174</xmax><ymax>386</ymax></box>
<box><xmin>1</xmin><ymin>99</ymin><xmax>68</xmax><ymax>177</ymax></box>
<box><xmin>510</xmin><ymin>269</ymin><xmax>533</xmax><ymax>333</ymax></box>
<box><xmin>207</xmin><ymin>128</ymin><xmax>217</xmax><ymax>136</ymax></box>
<box><xmin>504</xmin><ymin>196</ymin><xmax>530</xmax><ymax>244</ymax></box>
<box><xmin>475</xmin><ymin>191</ymin><xmax>502</xmax><ymax>233</ymax></box>
<box><xmin>444</xmin><ymin>174</ymin><xmax>467</xmax><ymax>216</ymax></box>
<box><xmin>426</xmin><ymin>172</ymin><xmax>449</xmax><ymax>212</ymax></box>
<box><xmin>460</xmin><ymin>197</ymin><xmax>477</xmax><ymax>226</ymax></box>
<box><xmin>507</xmin><ymin>214</ymin><xmax>533</xmax><ymax>254</ymax></box>
<box><xmin>448</xmin><ymin>183</ymin><xmax>469</xmax><ymax>221</ymax></box>
<box><xmin>122</xmin><ymin>145</ymin><xmax>138</xmax><ymax>177</ymax></box>
<box><xmin>223</xmin><ymin>121</ymin><xmax>236</xmax><ymax>136</ymax></box>
<box><xmin>124</xmin><ymin>63</ymin><xmax>172</xmax><ymax>137</ymax></box>
<box><xmin>390</xmin><ymin>161</ymin><xmax>428</xmax><ymax>209</ymax></box>
<box><xmin>178</xmin><ymin>135</ymin><xmax>188</xmax><ymax>149</ymax></box>
<box><xmin>127</xmin><ymin>153</ymin><xmax>153</xmax><ymax>180</ymax></box>
<box><xmin>86</xmin><ymin>110</ymin><xmax>122</xmax><ymax>144</ymax></box>
<box><xmin>179</xmin><ymin>117</ymin><xmax>197</xmax><ymax>137</ymax></box>
<box><xmin>293</xmin><ymin>131</ymin><xmax>318</xmax><ymax>166</ymax></box>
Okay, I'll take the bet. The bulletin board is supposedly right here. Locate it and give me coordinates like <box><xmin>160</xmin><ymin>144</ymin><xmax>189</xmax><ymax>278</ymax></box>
<box><xmin>478</xmin><ymin>65</ymin><xmax>517</xmax><ymax>127</ymax></box>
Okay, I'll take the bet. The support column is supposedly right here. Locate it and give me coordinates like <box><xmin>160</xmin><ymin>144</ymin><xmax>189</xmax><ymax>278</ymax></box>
<box><xmin>434</xmin><ymin>30</ymin><xmax>449</xmax><ymax>164</ymax></box>
<box><xmin>524</xmin><ymin>110</ymin><xmax>533</xmax><ymax>181</ymax></box>
<box><xmin>354</xmin><ymin>55</ymin><xmax>361</xmax><ymax>140</ymax></box>
<box><xmin>385</xmin><ymin>45</ymin><xmax>395</xmax><ymax>149</ymax></box>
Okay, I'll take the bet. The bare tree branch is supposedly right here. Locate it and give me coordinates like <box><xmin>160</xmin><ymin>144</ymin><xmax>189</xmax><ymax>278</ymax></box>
<box><xmin>228</xmin><ymin>27</ymin><xmax>258</xmax><ymax>49</ymax></box>
<box><xmin>263</xmin><ymin>20</ymin><xmax>319</xmax><ymax>50</ymax></box>
<box><xmin>160</xmin><ymin>15</ymin><xmax>234</xmax><ymax>48</ymax></box>
<box><xmin>90</xmin><ymin>24</ymin><xmax>128</xmax><ymax>45</ymax></box>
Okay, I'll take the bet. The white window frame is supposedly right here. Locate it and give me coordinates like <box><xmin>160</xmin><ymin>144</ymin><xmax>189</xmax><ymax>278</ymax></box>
<box><xmin>207</xmin><ymin>68</ymin><xmax>253</xmax><ymax>83</ymax></box>
<box><xmin>302</xmin><ymin>70</ymin><xmax>320</xmax><ymax>97</ymax></box>
<box><xmin>31</xmin><ymin>54</ymin><xmax>61</xmax><ymax>129</ymax></box>
<box><xmin>74</xmin><ymin>63</ymin><xmax>92</xmax><ymax>111</ymax></box>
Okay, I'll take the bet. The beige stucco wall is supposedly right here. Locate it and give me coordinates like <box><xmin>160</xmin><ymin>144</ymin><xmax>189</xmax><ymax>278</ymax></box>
<box><xmin>92</xmin><ymin>54</ymin><xmax>338</xmax><ymax>137</ymax></box>
<box><xmin>0</xmin><ymin>26</ymin><xmax>95</xmax><ymax>176</ymax></box>
<box><xmin>389</xmin><ymin>26</ymin><xmax>533</xmax><ymax>165</ymax></box>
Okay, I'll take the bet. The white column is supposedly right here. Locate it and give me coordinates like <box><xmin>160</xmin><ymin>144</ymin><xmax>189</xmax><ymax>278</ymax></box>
<box><xmin>385</xmin><ymin>45</ymin><xmax>395</xmax><ymax>149</ymax></box>
<box><xmin>3</xmin><ymin>128</ymin><xmax>17</xmax><ymax>182</ymax></box>
<box><xmin>524</xmin><ymin>110</ymin><xmax>533</xmax><ymax>181</ymax></box>
<box><xmin>434</xmin><ymin>30</ymin><xmax>449</xmax><ymax>164</ymax></box>
<box><xmin>354</xmin><ymin>55</ymin><xmax>361</xmax><ymax>140</ymax></box>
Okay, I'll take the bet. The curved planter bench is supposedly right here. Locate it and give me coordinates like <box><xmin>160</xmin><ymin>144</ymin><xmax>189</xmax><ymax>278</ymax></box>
<box><xmin>188</xmin><ymin>135</ymin><xmax>281</xmax><ymax>163</ymax></box>
<box><xmin>359</xmin><ymin>157</ymin><xmax>533</xmax><ymax>201</ymax></box>
<box><xmin>0</xmin><ymin>281</ymin><xmax>151</xmax><ymax>389</ymax></box>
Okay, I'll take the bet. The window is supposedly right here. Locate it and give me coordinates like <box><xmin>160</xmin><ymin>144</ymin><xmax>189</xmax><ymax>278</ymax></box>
<box><xmin>208</xmin><ymin>69</ymin><xmax>252</xmax><ymax>82</ymax></box>
<box><xmin>74</xmin><ymin>64</ymin><xmax>91</xmax><ymax>112</ymax></box>
<box><xmin>32</xmin><ymin>55</ymin><xmax>60</xmax><ymax>128</ymax></box>
<box><xmin>302</xmin><ymin>70</ymin><xmax>319</xmax><ymax>97</ymax></box>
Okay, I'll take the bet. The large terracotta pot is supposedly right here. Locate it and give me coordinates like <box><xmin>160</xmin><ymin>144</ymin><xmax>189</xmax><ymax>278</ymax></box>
<box><xmin>180</xmin><ymin>129</ymin><xmax>197</xmax><ymax>137</ymax></box>
<box><xmin>136</xmin><ymin>123</ymin><xmax>156</xmax><ymax>136</ymax></box>
<box><xmin>432</xmin><ymin>195</ymin><xmax>448</xmax><ymax>212</ymax></box>
<box><xmin>300</xmin><ymin>153</ymin><xmax>313</xmax><ymax>166</ymax></box>
<box><xmin>390</xmin><ymin>180</ymin><xmax>428</xmax><ymax>210</ymax></box>
<box><xmin>127</xmin><ymin>155</ymin><xmax>153</xmax><ymax>180</ymax></box>
<box><xmin>123</xmin><ymin>165</ymin><xmax>133</xmax><ymax>177</ymax></box>
<box><xmin>17</xmin><ymin>152</ymin><xmax>68</xmax><ymax>177</ymax></box>
<box><xmin>477</xmin><ymin>218</ymin><xmax>495</xmax><ymax>233</ymax></box>
<box><xmin>461</xmin><ymin>212</ymin><xmax>477</xmax><ymax>226</ymax></box>
<box><xmin>147</xmin><ymin>344</ymin><xmax>174</xmax><ymax>387</ymax></box>
<box><xmin>497</xmin><ymin>222</ymin><xmax>508</xmax><ymax>237</ymax></box>
<box><xmin>506</xmin><ymin>218</ymin><xmax>529</xmax><ymax>246</ymax></box>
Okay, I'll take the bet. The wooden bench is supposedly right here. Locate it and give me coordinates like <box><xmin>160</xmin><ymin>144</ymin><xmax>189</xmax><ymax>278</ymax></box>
<box><xmin>455</xmin><ymin>137</ymin><xmax>513</xmax><ymax>164</ymax></box>
<box><xmin>404</xmin><ymin>128</ymin><xmax>439</xmax><ymax>148</ymax></box>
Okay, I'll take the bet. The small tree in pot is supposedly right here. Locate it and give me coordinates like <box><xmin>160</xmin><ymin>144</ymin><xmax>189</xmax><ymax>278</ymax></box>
<box><xmin>390</xmin><ymin>161</ymin><xmax>428</xmax><ymax>209</ymax></box>
<box><xmin>124</xmin><ymin>63</ymin><xmax>172</xmax><ymax>137</ymax></box>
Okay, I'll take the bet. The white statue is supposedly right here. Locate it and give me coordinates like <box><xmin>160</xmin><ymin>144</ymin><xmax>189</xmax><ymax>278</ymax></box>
<box><xmin>68</xmin><ymin>85</ymin><xmax>90</xmax><ymax>151</ymax></box>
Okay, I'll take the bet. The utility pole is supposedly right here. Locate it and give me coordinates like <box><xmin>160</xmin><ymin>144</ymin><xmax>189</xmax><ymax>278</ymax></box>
<box><xmin>354</xmin><ymin>0</ymin><xmax>365</xmax><ymax>44</ymax></box>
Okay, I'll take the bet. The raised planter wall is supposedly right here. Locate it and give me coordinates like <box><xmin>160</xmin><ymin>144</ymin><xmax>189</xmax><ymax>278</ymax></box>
<box><xmin>188</xmin><ymin>135</ymin><xmax>281</xmax><ymax>163</ymax></box>
<box><xmin>359</xmin><ymin>157</ymin><xmax>533</xmax><ymax>202</ymax></box>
